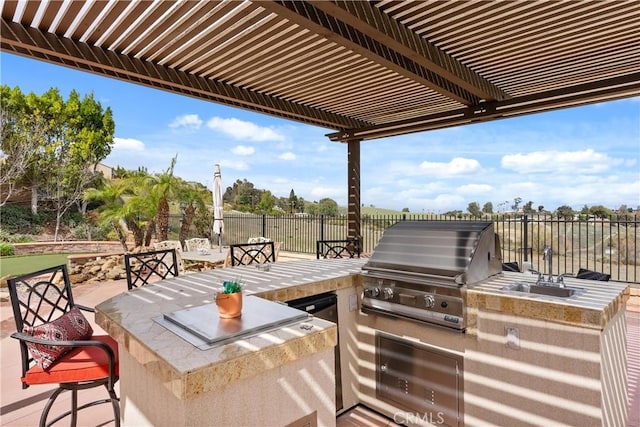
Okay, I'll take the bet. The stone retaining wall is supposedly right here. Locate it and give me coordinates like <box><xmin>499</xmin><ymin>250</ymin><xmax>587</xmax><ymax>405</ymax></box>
<box><xmin>12</xmin><ymin>241</ymin><xmax>124</xmax><ymax>255</ymax></box>
<box><xmin>68</xmin><ymin>254</ymin><xmax>127</xmax><ymax>284</ymax></box>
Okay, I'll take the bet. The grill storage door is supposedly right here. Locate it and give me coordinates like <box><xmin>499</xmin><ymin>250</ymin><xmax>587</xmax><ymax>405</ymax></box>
<box><xmin>377</xmin><ymin>333</ymin><xmax>463</xmax><ymax>427</ymax></box>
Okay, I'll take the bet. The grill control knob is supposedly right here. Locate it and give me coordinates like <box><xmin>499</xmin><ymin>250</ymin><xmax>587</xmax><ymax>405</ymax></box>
<box><xmin>365</xmin><ymin>287</ymin><xmax>381</xmax><ymax>298</ymax></box>
<box><xmin>382</xmin><ymin>288</ymin><xmax>394</xmax><ymax>300</ymax></box>
<box><xmin>424</xmin><ymin>295</ymin><xmax>435</xmax><ymax>308</ymax></box>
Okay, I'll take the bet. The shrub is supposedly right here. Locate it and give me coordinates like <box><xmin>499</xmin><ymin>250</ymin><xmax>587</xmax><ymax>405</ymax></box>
<box><xmin>0</xmin><ymin>228</ymin><xmax>33</xmax><ymax>243</ymax></box>
<box><xmin>0</xmin><ymin>204</ymin><xmax>51</xmax><ymax>234</ymax></box>
<box><xmin>0</xmin><ymin>242</ymin><xmax>14</xmax><ymax>256</ymax></box>
<box><xmin>70</xmin><ymin>222</ymin><xmax>111</xmax><ymax>241</ymax></box>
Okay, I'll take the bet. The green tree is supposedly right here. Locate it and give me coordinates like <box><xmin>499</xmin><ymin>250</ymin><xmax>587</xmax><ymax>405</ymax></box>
<box><xmin>482</xmin><ymin>202</ymin><xmax>493</xmax><ymax>214</ymax></box>
<box><xmin>0</xmin><ymin>86</ymin><xmax>40</xmax><ymax>206</ymax></box>
<box><xmin>589</xmin><ymin>205</ymin><xmax>611</xmax><ymax>218</ymax></box>
<box><xmin>177</xmin><ymin>180</ymin><xmax>211</xmax><ymax>248</ymax></box>
<box><xmin>84</xmin><ymin>179</ymin><xmax>130</xmax><ymax>251</ymax></box>
<box><xmin>522</xmin><ymin>201</ymin><xmax>535</xmax><ymax>214</ymax></box>
<box><xmin>121</xmin><ymin>173</ymin><xmax>157</xmax><ymax>247</ymax></box>
<box><xmin>317</xmin><ymin>198</ymin><xmax>339</xmax><ymax>216</ymax></box>
<box><xmin>511</xmin><ymin>197</ymin><xmax>522</xmax><ymax>212</ymax></box>
<box><xmin>556</xmin><ymin>205</ymin><xmax>574</xmax><ymax>220</ymax></box>
<box><xmin>50</xmin><ymin>90</ymin><xmax>115</xmax><ymax>240</ymax></box>
<box><xmin>401</xmin><ymin>207</ymin><xmax>410</xmax><ymax>213</ymax></box>
<box><xmin>467</xmin><ymin>202</ymin><xmax>482</xmax><ymax>218</ymax></box>
<box><xmin>256</xmin><ymin>190</ymin><xmax>276</xmax><ymax>214</ymax></box>
<box><xmin>225</xmin><ymin>179</ymin><xmax>259</xmax><ymax>212</ymax></box>
<box><xmin>1</xmin><ymin>86</ymin><xmax>114</xmax><ymax>240</ymax></box>
<box><xmin>150</xmin><ymin>155</ymin><xmax>180</xmax><ymax>241</ymax></box>
<box><xmin>580</xmin><ymin>205</ymin><xmax>590</xmax><ymax>216</ymax></box>
<box><xmin>288</xmin><ymin>189</ymin><xmax>298</xmax><ymax>214</ymax></box>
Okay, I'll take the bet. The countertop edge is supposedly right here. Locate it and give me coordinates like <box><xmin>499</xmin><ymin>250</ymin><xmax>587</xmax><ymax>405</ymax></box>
<box><xmin>466</xmin><ymin>273</ymin><xmax>630</xmax><ymax>331</ymax></box>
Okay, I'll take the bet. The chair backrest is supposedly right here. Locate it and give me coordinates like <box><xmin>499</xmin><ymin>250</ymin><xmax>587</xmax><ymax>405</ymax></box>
<box><xmin>185</xmin><ymin>238</ymin><xmax>211</xmax><ymax>252</ymax></box>
<box><xmin>7</xmin><ymin>265</ymin><xmax>76</xmax><ymax>375</ymax></box>
<box><xmin>576</xmin><ymin>268</ymin><xmax>611</xmax><ymax>281</ymax></box>
<box><xmin>316</xmin><ymin>239</ymin><xmax>361</xmax><ymax>259</ymax></box>
<box><xmin>247</xmin><ymin>236</ymin><xmax>271</xmax><ymax>244</ymax></box>
<box><xmin>124</xmin><ymin>248</ymin><xmax>179</xmax><ymax>290</ymax></box>
<box><xmin>502</xmin><ymin>262</ymin><xmax>520</xmax><ymax>272</ymax></box>
<box><xmin>229</xmin><ymin>241</ymin><xmax>276</xmax><ymax>266</ymax></box>
<box><xmin>154</xmin><ymin>240</ymin><xmax>185</xmax><ymax>272</ymax></box>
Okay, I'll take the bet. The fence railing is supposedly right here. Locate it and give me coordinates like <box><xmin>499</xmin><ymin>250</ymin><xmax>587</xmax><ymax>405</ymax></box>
<box><xmin>172</xmin><ymin>213</ymin><xmax>638</xmax><ymax>284</ymax></box>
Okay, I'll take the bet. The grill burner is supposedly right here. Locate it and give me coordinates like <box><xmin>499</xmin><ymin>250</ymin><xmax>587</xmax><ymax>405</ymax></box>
<box><xmin>361</xmin><ymin>221</ymin><xmax>502</xmax><ymax>330</ymax></box>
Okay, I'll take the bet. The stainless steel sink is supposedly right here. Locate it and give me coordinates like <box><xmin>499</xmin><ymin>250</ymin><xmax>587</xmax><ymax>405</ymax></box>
<box><xmin>502</xmin><ymin>282</ymin><xmax>583</xmax><ymax>298</ymax></box>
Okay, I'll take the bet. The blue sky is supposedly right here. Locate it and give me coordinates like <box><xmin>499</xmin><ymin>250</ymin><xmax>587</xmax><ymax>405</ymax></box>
<box><xmin>2</xmin><ymin>52</ymin><xmax>639</xmax><ymax>213</ymax></box>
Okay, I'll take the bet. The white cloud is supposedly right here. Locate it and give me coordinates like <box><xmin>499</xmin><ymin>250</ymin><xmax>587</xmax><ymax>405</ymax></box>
<box><xmin>278</xmin><ymin>152</ymin><xmax>296</xmax><ymax>160</ymax></box>
<box><xmin>232</xmin><ymin>145</ymin><xmax>255</xmax><ymax>156</ymax></box>
<box><xmin>169</xmin><ymin>114</ymin><xmax>202</xmax><ymax>129</ymax></box>
<box><xmin>222</xmin><ymin>160</ymin><xmax>250</xmax><ymax>171</ymax></box>
<box><xmin>418</xmin><ymin>157</ymin><xmax>482</xmax><ymax>177</ymax></box>
<box><xmin>113</xmin><ymin>137</ymin><xmax>145</xmax><ymax>151</ymax></box>
<box><xmin>206</xmin><ymin>117</ymin><xmax>286</xmax><ymax>141</ymax></box>
<box><xmin>310</xmin><ymin>186</ymin><xmax>343</xmax><ymax>199</ymax></box>
<box><xmin>501</xmin><ymin>148</ymin><xmax>622</xmax><ymax>174</ymax></box>
<box><xmin>457</xmin><ymin>183</ymin><xmax>494</xmax><ymax>195</ymax></box>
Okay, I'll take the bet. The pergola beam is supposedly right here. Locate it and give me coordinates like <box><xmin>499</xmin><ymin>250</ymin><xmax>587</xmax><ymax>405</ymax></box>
<box><xmin>0</xmin><ymin>19</ymin><xmax>366</xmax><ymax>131</ymax></box>
<box><xmin>261</xmin><ymin>1</ymin><xmax>481</xmax><ymax>105</ymax></box>
<box><xmin>328</xmin><ymin>72</ymin><xmax>640</xmax><ymax>141</ymax></box>
<box><xmin>308</xmin><ymin>0</ymin><xmax>509</xmax><ymax>102</ymax></box>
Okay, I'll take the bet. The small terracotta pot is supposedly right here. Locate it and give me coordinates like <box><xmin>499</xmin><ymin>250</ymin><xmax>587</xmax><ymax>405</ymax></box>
<box><xmin>215</xmin><ymin>292</ymin><xmax>243</xmax><ymax>318</ymax></box>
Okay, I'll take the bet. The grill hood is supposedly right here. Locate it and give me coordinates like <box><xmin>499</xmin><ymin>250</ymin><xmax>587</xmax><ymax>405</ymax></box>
<box><xmin>362</xmin><ymin>221</ymin><xmax>502</xmax><ymax>285</ymax></box>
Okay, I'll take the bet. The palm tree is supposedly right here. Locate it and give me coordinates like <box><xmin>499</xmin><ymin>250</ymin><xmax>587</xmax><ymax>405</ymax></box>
<box><xmin>151</xmin><ymin>156</ymin><xmax>179</xmax><ymax>242</ymax></box>
<box><xmin>84</xmin><ymin>179</ymin><xmax>130</xmax><ymax>251</ymax></box>
<box><xmin>177</xmin><ymin>181</ymin><xmax>211</xmax><ymax>248</ymax></box>
<box><xmin>123</xmin><ymin>174</ymin><xmax>158</xmax><ymax>248</ymax></box>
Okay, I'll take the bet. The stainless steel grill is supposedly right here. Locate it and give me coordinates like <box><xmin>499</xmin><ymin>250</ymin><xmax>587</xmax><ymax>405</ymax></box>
<box><xmin>361</xmin><ymin>221</ymin><xmax>502</xmax><ymax>330</ymax></box>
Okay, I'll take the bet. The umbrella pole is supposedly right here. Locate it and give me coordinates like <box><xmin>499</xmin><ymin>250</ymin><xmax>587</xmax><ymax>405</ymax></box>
<box><xmin>218</xmin><ymin>233</ymin><xmax>222</xmax><ymax>252</ymax></box>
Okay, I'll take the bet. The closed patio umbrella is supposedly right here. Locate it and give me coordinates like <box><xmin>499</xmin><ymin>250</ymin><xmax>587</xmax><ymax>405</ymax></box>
<box><xmin>213</xmin><ymin>164</ymin><xmax>224</xmax><ymax>252</ymax></box>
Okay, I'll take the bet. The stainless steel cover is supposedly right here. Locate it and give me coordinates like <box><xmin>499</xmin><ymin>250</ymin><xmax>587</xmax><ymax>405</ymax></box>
<box><xmin>362</xmin><ymin>221</ymin><xmax>502</xmax><ymax>284</ymax></box>
<box><xmin>155</xmin><ymin>296</ymin><xmax>309</xmax><ymax>349</ymax></box>
<box><xmin>361</xmin><ymin>221</ymin><xmax>502</xmax><ymax>331</ymax></box>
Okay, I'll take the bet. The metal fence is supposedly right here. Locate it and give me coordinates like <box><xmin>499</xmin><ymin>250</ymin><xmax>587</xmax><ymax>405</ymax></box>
<box><xmin>173</xmin><ymin>213</ymin><xmax>638</xmax><ymax>284</ymax></box>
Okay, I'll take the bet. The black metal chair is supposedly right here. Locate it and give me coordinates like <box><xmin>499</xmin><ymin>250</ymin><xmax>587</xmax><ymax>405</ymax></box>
<box><xmin>502</xmin><ymin>261</ymin><xmax>520</xmax><ymax>272</ymax></box>
<box><xmin>7</xmin><ymin>264</ymin><xmax>120</xmax><ymax>427</ymax></box>
<box><xmin>316</xmin><ymin>239</ymin><xmax>361</xmax><ymax>259</ymax></box>
<box><xmin>124</xmin><ymin>248</ymin><xmax>179</xmax><ymax>290</ymax></box>
<box><xmin>576</xmin><ymin>268</ymin><xmax>611</xmax><ymax>281</ymax></box>
<box><xmin>228</xmin><ymin>241</ymin><xmax>276</xmax><ymax>266</ymax></box>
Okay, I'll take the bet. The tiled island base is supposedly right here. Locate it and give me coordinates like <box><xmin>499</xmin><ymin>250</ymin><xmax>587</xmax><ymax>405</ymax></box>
<box><xmin>119</xmin><ymin>347</ymin><xmax>335</xmax><ymax>426</ymax></box>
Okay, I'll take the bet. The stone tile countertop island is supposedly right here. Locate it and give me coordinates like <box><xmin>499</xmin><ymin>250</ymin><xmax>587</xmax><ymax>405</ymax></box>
<box><xmin>94</xmin><ymin>258</ymin><xmax>366</xmax><ymax>427</ymax></box>
<box><xmin>466</xmin><ymin>270</ymin><xmax>630</xmax><ymax>333</ymax></box>
<box><xmin>95</xmin><ymin>258</ymin><xmax>630</xmax><ymax>427</ymax></box>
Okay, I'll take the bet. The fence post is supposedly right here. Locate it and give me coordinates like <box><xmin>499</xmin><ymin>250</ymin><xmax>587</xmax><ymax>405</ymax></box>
<box><xmin>262</xmin><ymin>214</ymin><xmax>266</xmax><ymax>238</ymax></box>
<box><xmin>523</xmin><ymin>214</ymin><xmax>529</xmax><ymax>262</ymax></box>
<box><xmin>320</xmin><ymin>215</ymin><xmax>325</xmax><ymax>241</ymax></box>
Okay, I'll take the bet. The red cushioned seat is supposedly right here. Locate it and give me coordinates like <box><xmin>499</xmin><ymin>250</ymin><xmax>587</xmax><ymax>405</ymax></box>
<box><xmin>8</xmin><ymin>265</ymin><xmax>121</xmax><ymax>427</ymax></box>
<box><xmin>23</xmin><ymin>335</ymin><xmax>119</xmax><ymax>386</ymax></box>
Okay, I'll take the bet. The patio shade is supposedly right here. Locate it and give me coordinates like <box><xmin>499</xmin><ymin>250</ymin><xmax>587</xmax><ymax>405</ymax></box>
<box><xmin>213</xmin><ymin>164</ymin><xmax>224</xmax><ymax>251</ymax></box>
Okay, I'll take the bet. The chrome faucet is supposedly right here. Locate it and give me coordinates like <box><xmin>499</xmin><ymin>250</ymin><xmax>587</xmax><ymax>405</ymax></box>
<box><xmin>542</xmin><ymin>245</ymin><xmax>553</xmax><ymax>282</ymax></box>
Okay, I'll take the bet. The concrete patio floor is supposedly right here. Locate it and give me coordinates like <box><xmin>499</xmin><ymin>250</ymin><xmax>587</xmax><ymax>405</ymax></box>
<box><xmin>1</xmin><ymin>267</ymin><xmax>638</xmax><ymax>426</ymax></box>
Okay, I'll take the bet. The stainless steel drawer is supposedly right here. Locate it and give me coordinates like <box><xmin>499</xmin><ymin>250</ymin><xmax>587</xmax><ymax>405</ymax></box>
<box><xmin>376</xmin><ymin>333</ymin><xmax>463</xmax><ymax>427</ymax></box>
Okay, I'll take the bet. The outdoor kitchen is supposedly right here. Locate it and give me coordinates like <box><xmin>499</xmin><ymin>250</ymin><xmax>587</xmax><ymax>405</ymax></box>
<box><xmin>92</xmin><ymin>221</ymin><xmax>630</xmax><ymax>427</ymax></box>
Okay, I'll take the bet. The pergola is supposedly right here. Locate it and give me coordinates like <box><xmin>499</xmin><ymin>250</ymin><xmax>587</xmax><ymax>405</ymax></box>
<box><xmin>2</xmin><ymin>0</ymin><xmax>639</xmax><ymax>242</ymax></box>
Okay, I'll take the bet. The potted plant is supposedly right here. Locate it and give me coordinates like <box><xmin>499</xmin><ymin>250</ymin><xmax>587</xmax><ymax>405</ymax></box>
<box><xmin>215</xmin><ymin>279</ymin><xmax>243</xmax><ymax>318</ymax></box>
